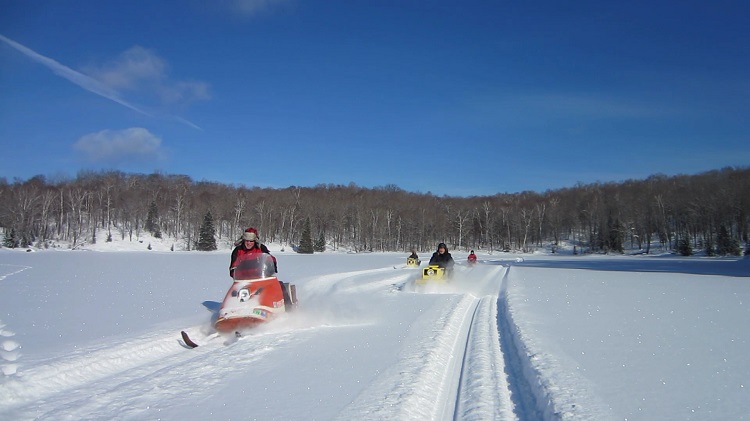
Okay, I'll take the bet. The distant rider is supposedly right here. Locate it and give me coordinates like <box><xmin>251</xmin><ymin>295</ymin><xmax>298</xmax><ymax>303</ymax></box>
<box><xmin>468</xmin><ymin>250</ymin><xmax>477</xmax><ymax>264</ymax></box>
<box><xmin>429</xmin><ymin>243</ymin><xmax>455</xmax><ymax>270</ymax></box>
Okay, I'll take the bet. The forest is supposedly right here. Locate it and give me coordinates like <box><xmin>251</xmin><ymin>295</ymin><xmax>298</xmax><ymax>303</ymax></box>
<box><xmin>1</xmin><ymin>167</ymin><xmax>748</xmax><ymax>256</ymax></box>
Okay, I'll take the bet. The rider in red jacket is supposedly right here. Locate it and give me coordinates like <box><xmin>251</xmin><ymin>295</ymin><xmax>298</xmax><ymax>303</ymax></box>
<box><xmin>230</xmin><ymin>228</ymin><xmax>277</xmax><ymax>278</ymax></box>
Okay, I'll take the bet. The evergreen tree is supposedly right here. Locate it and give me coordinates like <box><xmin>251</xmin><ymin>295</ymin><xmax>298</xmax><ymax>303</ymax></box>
<box><xmin>3</xmin><ymin>228</ymin><xmax>18</xmax><ymax>248</ymax></box>
<box><xmin>716</xmin><ymin>225</ymin><xmax>741</xmax><ymax>256</ymax></box>
<box><xmin>298</xmin><ymin>218</ymin><xmax>314</xmax><ymax>254</ymax></box>
<box><xmin>606</xmin><ymin>216</ymin><xmax>624</xmax><ymax>253</ymax></box>
<box><xmin>196</xmin><ymin>210</ymin><xmax>217</xmax><ymax>251</ymax></box>
<box><xmin>314</xmin><ymin>230</ymin><xmax>326</xmax><ymax>252</ymax></box>
<box><xmin>19</xmin><ymin>231</ymin><xmax>33</xmax><ymax>248</ymax></box>
<box><xmin>145</xmin><ymin>201</ymin><xmax>162</xmax><ymax>238</ymax></box>
<box><xmin>593</xmin><ymin>226</ymin><xmax>605</xmax><ymax>252</ymax></box>
<box><xmin>705</xmin><ymin>239</ymin><xmax>715</xmax><ymax>256</ymax></box>
<box><xmin>678</xmin><ymin>237</ymin><xmax>693</xmax><ymax>256</ymax></box>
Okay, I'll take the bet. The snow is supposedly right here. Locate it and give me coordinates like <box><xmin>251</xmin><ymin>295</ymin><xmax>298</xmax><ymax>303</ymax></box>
<box><xmin>1</xmin><ymin>244</ymin><xmax>749</xmax><ymax>420</ymax></box>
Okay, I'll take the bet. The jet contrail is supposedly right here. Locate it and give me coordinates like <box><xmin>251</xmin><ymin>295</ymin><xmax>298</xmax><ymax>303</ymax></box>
<box><xmin>1</xmin><ymin>33</ymin><xmax>202</xmax><ymax>129</ymax></box>
<box><xmin>1</xmin><ymin>33</ymin><xmax>152</xmax><ymax>116</ymax></box>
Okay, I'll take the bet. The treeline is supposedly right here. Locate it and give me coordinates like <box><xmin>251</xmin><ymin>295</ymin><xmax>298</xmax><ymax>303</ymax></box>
<box><xmin>1</xmin><ymin>167</ymin><xmax>749</xmax><ymax>255</ymax></box>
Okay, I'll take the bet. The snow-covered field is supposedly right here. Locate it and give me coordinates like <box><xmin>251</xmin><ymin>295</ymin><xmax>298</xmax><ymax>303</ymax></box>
<box><xmin>1</xmin><ymin>245</ymin><xmax>749</xmax><ymax>420</ymax></box>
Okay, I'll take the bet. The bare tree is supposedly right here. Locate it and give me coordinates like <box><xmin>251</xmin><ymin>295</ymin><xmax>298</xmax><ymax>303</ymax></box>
<box><xmin>2</xmin><ymin>168</ymin><xmax>748</xmax><ymax>254</ymax></box>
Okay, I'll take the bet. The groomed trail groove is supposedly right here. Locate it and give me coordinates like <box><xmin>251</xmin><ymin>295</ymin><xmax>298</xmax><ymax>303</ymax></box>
<box><xmin>497</xmin><ymin>266</ymin><xmax>551</xmax><ymax>421</ymax></box>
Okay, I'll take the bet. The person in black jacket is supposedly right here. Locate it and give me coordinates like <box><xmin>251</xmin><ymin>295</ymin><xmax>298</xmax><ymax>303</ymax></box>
<box><xmin>429</xmin><ymin>242</ymin><xmax>455</xmax><ymax>272</ymax></box>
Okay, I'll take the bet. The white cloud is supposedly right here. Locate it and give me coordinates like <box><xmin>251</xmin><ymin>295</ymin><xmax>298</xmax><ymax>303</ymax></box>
<box><xmin>0</xmin><ymin>34</ymin><xmax>207</xmax><ymax>128</ymax></box>
<box><xmin>158</xmin><ymin>79</ymin><xmax>212</xmax><ymax>105</ymax></box>
<box><xmin>86</xmin><ymin>46</ymin><xmax>211</xmax><ymax>106</ymax></box>
<box><xmin>0</xmin><ymin>33</ymin><xmax>150</xmax><ymax>116</ymax></box>
<box><xmin>87</xmin><ymin>46</ymin><xmax>168</xmax><ymax>91</ymax></box>
<box><xmin>73</xmin><ymin>128</ymin><xmax>164</xmax><ymax>164</ymax></box>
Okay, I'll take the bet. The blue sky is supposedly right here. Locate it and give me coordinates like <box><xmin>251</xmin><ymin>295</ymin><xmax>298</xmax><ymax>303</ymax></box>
<box><xmin>1</xmin><ymin>0</ymin><xmax>748</xmax><ymax>197</ymax></box>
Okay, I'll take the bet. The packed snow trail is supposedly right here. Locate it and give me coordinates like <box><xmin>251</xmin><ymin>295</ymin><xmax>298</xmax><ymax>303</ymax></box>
<box><xmin>3</xmin><ymin>252</ymin><xmax>749</xmax><ymax>420</ymax></box>
<box><xmin>0</xmin><ymin>317</ymin><xmax>377</xmax><ymax>419</ymax></box>
<box><xmin>0</xmin><ymin>264</ymin><xmax>412</xmax><ymax>420</ymax></box>
<box><xmin>0</xmin><ymin>254</ymin><xmax>527</xmax><ymax>420</ymax></box>
<box><xmin>336</xmin><ymin>264</ymin><xmax>517</xmax><ymax>420</ymax></box>
<box><xmin>453</xmin><ymin>296</ymin><xmax>515</xmax><ymax>420</ymax></box>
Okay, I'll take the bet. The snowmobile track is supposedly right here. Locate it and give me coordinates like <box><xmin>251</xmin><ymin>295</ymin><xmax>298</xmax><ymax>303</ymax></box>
<box><xmin>453</xmin><ymin>295</ymin><xmax>514</xmax><ymax>420</ymax></box>
<box><xmin>337</xmin><ymin>265</ymin><xmax>515</xmax><ymax>421</ymax></box>
<box><xmin>452</xmin><ymin>296</ymin><xmax>482</xmax><ymax>419</ymax></box>
<box><xmin>497</xmin><ymin>266</ymin><xmax>546</xmax><ymax>421</ymax></box>
<box><xmin>0</xmin><ymin>322</ymin><xmax>317</xmax><ymax>419</ymax></box>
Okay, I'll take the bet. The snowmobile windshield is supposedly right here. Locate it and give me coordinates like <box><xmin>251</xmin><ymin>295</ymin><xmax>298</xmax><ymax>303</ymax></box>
<box><xmin>232</xmin><ymin>253</ymin><xmax>276</xmax><ymax>281</ymax></box>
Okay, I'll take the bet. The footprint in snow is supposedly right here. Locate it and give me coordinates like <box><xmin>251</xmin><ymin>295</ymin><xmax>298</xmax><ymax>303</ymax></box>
<box><xmin>0</xmin><ymin>319</ymin><xmax>20</xmax><ymax>377</ymax></box>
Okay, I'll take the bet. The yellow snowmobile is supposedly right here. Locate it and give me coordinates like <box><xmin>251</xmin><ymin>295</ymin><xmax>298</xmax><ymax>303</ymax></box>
<box><xmin>417</xmin><ymin>265</ymin><xmax>447</xmax><ymax>284</ymax></box>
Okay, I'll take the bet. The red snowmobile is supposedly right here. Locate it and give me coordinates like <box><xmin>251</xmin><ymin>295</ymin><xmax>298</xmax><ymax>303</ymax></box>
<box><xmin>215</xmin><ymin>253</ymin><xmax>297</xmax><ymax>334</ymax></box>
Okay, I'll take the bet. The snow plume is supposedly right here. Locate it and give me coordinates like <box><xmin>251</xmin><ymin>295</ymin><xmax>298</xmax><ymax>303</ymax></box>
<box><xmin>73</xmin><ymin>128</ymin><xmax>164</xmax><ymax>165</ymax></box>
